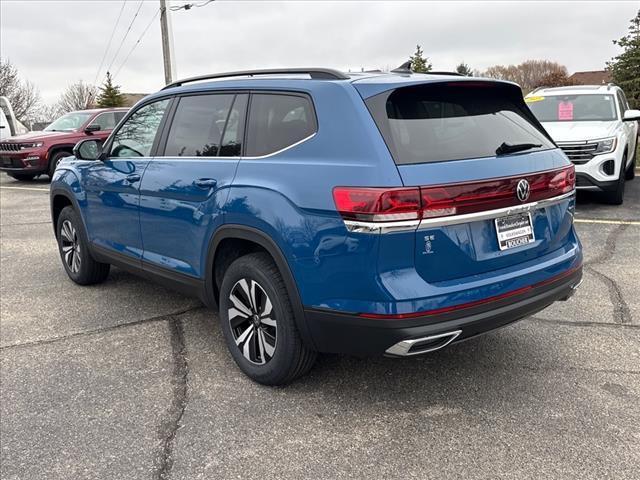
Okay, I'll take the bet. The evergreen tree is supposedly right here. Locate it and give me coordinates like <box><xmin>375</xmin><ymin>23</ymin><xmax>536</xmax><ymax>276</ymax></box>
<box><xmin>608</xmin><ymin>10</ymin><xmax>640</xmax><ymax>108</ymax></box>
<box><xmin>409</xmin><ymin>45</ymin><xmax>432</xmax><ymax>73</ymax></box>
<box><xmin>96</xmin><ymin>72</ymin><xmax>125</xmax><ymax>108</ymax></box>
<box><xmin>455</xmin><ymin>62</ymin><xmax>473</xmax><ymax>76</ymax></box>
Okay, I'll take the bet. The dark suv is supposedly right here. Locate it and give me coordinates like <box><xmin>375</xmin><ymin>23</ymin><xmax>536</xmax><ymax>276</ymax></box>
<box><xmin>50</xmin><ymin>68</ymin><xmax>582</xmax><ymax>385</ymax></box>
<box><xmin>0</xmin><ymin>107</ymin><xmax>128</xmax><ymax>181</ymax></box>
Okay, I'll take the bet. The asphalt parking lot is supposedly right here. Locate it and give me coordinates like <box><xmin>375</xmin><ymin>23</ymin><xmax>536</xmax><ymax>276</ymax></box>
<box><xmin>1</xmin><ymin>171</ymin><xmax>639</xmax><ymax>480</ymax></box>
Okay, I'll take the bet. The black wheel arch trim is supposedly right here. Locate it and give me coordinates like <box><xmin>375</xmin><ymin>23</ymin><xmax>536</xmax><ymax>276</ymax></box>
<box><xmin>206</xmin><ymin>224</ymin><xmax>316</xmax><ymax>350</ymax></box>
<box><xmin>50</xmin><ymin>187</ymin><xmax>86</xmax><ymax>238</ymax></box>
<box><xmin>47</xmin><ymin>145</ymin><xmax>76</xmax><ymax>164</ymax></box>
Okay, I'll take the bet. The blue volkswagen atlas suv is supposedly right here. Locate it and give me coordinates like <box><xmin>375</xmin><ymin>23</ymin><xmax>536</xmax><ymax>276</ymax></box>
<box><xmin>50</xmin><ymin>68</ymin><xmax>582</xmax><ymax>385</ymax></box>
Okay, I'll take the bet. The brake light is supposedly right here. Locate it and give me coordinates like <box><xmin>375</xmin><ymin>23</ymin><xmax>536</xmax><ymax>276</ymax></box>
<box><xmin>333</xmin><ymin>165</ymin><xmax>575</xmax><ymax>224</ymax></box>
<box><xmin>332</xmin><ymin>187</ymin><xmax>421</xmax><ymax>221</ymax></box>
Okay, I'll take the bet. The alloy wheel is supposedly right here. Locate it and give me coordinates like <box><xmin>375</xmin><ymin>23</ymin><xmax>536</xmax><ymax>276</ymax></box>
<box><xmin>228</xmin><ymin>278</ymin><xmax>277</xmax><ymax>365</ymax></box>
<box><xmin>60</xmin><ymin>219</ymin><xmax>81</xmax><ymax>273</ymax></box>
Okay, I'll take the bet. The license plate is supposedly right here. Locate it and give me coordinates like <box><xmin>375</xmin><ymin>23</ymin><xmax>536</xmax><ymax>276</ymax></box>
<box><xmin>495</xmin><ymin>213</ymin><xmax>534</xmax><ymax>250</ymax></box>
<box><xmin>1</xmin><ymin>156</ymin><xmax>11</xmax><ymax>166</ymax></box>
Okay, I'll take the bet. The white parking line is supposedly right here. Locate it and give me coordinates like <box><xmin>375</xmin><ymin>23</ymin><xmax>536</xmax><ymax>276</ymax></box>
<box><xmin>575</xmin><ymin>218</ymin><xmax>640</xmax><ymax>226</ymax></box>
<box><xmin>0</xmin><ymin>186</ymin><xmax>49</xmax><ymax>192</ymax></box>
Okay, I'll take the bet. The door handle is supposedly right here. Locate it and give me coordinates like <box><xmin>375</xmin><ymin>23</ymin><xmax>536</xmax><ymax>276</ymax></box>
<box><xmin>194</xmin><ymin>178</ymin><xmax>217</xmax><ymax>189</ymax></box>
<box><xmin>125</xmin><ymin>174</ymin><xmax>141</xmax><ymax>183</ymax></box>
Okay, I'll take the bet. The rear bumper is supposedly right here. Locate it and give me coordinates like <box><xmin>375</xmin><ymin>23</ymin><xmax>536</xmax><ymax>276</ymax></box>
<box><xmin>304</xmin><ymin>266</ymin><xmax>582</xmax><ymax>356</ymax></box>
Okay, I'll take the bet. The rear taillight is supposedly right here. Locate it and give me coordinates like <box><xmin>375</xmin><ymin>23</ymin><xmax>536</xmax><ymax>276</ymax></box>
<box><xmin>333</xmin><ymin>165</ymin><xmax>575</xmax><ymax>224</ymax></box>
<box><xmin>332</xmin><ymin>187</ymin><xmax>421</xmax><ymax>222</ymax></box>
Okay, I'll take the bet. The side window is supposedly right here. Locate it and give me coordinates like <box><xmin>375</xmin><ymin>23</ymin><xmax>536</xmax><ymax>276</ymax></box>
<box><xmin>619</xmin><ymin>91</ymin><xmax>630</xmax><ymax>111</ymax></box>
<box><xmin>246</xmin><ymin>93</ymin><xmax>316</xmax><ymax>157</ymax></box>
<box><xmin>616</xmin><ymin>93</ymin><xmax>625</xmax><ymax>119</ymax></box>
<box><xmin>90</xmin><ymin>112</ymin><xmax>116</xmax><ymax>130</ymax></box>
<box><xmin>110</xmin><ymin>99</ymin><xmax>170</xmax><ymax>158</ymax></box>
<box><xmin>114</xmin><ymin>111</ymin><xmax>127</xmax><ymax>124</ymax></box>
<box><xmin>164</xmin><ymin>94</ymin><xmax>235</xmax><ymax>157</ymax></box>
<box><xmin>220</xmin><ymin>94</ymin><xmax>248</xmax><ymax>156</ymax></box>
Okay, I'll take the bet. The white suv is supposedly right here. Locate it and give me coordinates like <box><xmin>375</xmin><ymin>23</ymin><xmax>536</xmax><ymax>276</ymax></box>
<box><xmin>525</xmin><ymin>85</ymin><xmax>639</xmax><ymax>204</ymax></box>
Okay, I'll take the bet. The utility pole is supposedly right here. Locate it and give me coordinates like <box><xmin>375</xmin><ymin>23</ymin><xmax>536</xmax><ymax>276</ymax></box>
<box><xmin>159</xmin><ymin>0</ymin><xmax>177</xmax><ymax>84</ymax></box>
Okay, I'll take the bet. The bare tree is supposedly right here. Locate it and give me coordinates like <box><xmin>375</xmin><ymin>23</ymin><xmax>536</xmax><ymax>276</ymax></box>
<box><xmin>0</xmin><ymin>58</ymin><xmax>41</xmax><ymax>124</ymax></box>
<box><xmin>57</xmin><ymin>81</ymin><xmax>98</xmax><ymax>113</ymax></box>
<box><xmin>482</xmin><ymin>60</ymin><xmax>573</xmax><ymax>93</ymax></box>
<box><xmin>32</xmin><ymin>103</ymin><xmax>62</xmax><ymax>124</ymax></box>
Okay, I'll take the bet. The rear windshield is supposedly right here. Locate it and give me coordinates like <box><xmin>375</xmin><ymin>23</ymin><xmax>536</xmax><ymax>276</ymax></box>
<box><xmin>366</xmin><ymin>83</ymin><xmax>554</xmax><ymax>165</ymax></box>
<box><xmin>526</xmin><ymin>94</ymin><xmax>618</xmax><ymax>122</ymax></box>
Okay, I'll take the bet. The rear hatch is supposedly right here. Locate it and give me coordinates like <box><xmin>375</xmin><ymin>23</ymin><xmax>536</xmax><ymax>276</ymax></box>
<box><xmin>361</xmin><ymin>80</ymin><xmax>575</xmax><ymax>283</ymax></box>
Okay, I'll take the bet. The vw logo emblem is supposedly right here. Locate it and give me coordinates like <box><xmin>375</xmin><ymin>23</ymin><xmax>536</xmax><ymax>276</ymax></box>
<box><xmin>516</xmin><ymin>179</ymin><xmax>530</xmax><ymax>202</ymax></box>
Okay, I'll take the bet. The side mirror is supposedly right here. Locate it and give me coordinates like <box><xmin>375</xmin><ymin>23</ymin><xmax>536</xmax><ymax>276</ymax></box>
<box><xmin>73</xmin><ymin>138</ymin><xmax>103</xmax><ymax>161</ymax></box>
<box><xmin>623</xmin><ymin>109</ymin><xmax>640</xmax><ymax>122</ymax></box>
<box><xmin>84</xmin><ymin>124</ymin><xmax>101</xmax><ymax>134</ymax></box>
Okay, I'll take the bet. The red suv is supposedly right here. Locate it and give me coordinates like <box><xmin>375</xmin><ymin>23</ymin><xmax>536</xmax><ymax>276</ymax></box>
<box><xmin>0</xmin><ymin>108</ymin><xmax>128</xmax><ymax>181</ymax></box>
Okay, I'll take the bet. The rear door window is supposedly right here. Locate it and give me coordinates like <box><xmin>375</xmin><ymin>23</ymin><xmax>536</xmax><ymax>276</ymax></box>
<box><xmin>91</xmin><ymin>112</ymin><xmax>117</xmax><ymax>130</ymax></box>
<box><xmin>367</xmin><ymin>83</ymin><xmax>554</xmax><ymax>165</ymax></box>
<box><xmin>245</xmin><ymin>93</ymin><xmax>316</xmax><ymax>157</ymax></box>
<box><xmin>164</xmin><ymin>94</ymin><xmax>236</xmax><ymax>157</ymax></box>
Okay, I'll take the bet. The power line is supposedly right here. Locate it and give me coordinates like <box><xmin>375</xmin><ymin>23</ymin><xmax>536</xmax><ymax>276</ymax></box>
<box><xmin>93</xmin><ymin>0</ymin><xmax>128</xmax><ymax>86</ymax></box>
<box><xmin>103</xmin><ymin>0</ymin><xmax>145</xmax><ymax>81</ymax></box>
<box><xmin>170</xmin><ymin>0</ymin><xmax>214</xmax><ymax>11</ymax></box>
<box><xmin>113</xmin><ymin>8</ymin><xmax>161</xmax><ymax>80</ymax></box>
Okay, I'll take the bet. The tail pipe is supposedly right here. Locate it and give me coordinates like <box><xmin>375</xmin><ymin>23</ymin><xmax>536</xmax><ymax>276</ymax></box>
<box><xmin>385</xmin><ymin>330</ymin><xmax>462</xmax><ymax>357</ymax></box>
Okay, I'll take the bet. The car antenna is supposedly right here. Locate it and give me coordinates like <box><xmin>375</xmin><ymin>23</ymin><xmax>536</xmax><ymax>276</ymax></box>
<box><xmin>391</xmin><ymin>61</ymin><xmax>412</xmax><ymax>74</ymax></box>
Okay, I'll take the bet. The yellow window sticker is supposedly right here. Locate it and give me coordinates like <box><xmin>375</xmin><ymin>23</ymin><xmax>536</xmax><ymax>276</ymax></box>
<box><xmin>525</xmin><ymin>96</ymin><xmax>545</xmax><ymax>103</ymax></box>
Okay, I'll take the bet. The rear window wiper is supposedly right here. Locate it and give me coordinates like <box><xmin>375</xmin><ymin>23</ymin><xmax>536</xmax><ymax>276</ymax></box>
<box><xmin>495</xmin><ymin>142</ymin><xmax>542</xmax><ymax>156</ymax></box>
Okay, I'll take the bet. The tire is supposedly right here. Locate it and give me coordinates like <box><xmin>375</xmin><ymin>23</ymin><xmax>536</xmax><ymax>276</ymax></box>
<box><xmin>56</xmin><ymin>206</ymin><xmax>110</xmax><ymax>285</ymax></box>
<box><xmin>603</xmin><ymin>154</ymin><xmax>626</xmax><ymax>205</ymax></box>
<box><xmin>7</xmin><ymin>173</ymin><xmax>36</xmax><ymax>181</ymax></box>
<box><xmin>48</xmin><ymin>150</ymin><xmax>71</xmax><ymax>178</ymax></box>
<box><xmin>625</xmin><ymin>148</ymin><xmax>636</xmax><ymax>180</ymax></box>
<box><xmin>219</xmin><ymin>252</ymin><xmax>317</xmax><ymax>385</ymax></box>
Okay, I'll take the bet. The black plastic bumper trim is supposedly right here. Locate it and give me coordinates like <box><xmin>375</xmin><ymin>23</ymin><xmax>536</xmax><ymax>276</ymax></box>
<box><xmin>304</xmin><ymin>267</ymin><xmax>582</xmax><ymax>356</ymax></box>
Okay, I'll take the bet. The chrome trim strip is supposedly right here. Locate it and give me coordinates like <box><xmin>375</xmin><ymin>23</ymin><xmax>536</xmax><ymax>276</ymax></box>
<box><xmin>418</xmin><ymin>191</ymin><xmax>575</xmax><ymax>229</ymax></box>
<box><xmin>344</xmin><ymin>219</ymin><xmax>420</xmax><ymax>234</ymax></box>
<box><xmin>147</xmin><ymin>132</ymin><xmax>317</xmax><ymax>161</ymax></box>
<box><xmin>385</xmin><ymin>330</ymin><xmax>462</xmax><ymax>357</ymax></box>
<box><xmin>343</xmin><ymin>191</ymin><xmax>575</xmax><ymax>234</ymax></box>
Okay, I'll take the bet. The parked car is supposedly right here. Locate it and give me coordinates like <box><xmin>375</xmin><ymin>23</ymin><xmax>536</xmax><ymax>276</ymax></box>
<box><xmin>525</xmin><ymin>84</ymin><xmax>639</xmax><ymax>204</ymax></box>
<box><xmin>0</xmin><ymin>107</ymin><xmax>128</xmax><ymax>181</ymax></box>
<box><xmin>50</xmin><ymin>68</ymin><xmax>582</xmax><ymax>385</ymax></box>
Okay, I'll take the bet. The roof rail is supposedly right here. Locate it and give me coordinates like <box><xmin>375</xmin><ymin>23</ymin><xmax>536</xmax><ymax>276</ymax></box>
<box><xmin>162</xmin><ymin>68</ymin><xmax>349</xmax><ymax>89</ymax></box>
<box><xmin>529</xmin><ymin>86</ymin><xmax>547</xmax><ymax>95</ymax></box>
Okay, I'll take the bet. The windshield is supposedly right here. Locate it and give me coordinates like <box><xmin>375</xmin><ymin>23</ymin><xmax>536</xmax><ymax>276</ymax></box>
<box><xmin>526</xmin><ymin>94</ymin><xmax>618</xmax><ymax>122</ymax></box>
<box><xmin>366</xmin><ymin>83</ymin><xmax>554</xmax><ymax>165</ymax></box>
<box><xmin>44</xmin><ymin>112</ymin><xmax>93</xmax><ymax>132</ymax></box>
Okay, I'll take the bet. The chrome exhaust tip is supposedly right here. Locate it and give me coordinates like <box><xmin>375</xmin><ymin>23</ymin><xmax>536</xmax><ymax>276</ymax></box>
<box><xmin>385</xmin><ymin>330</ymin><xmax>462</xmax><ymax>357</ymax></box>
<box><xmin>559</xmin><ymin>277</ymin><xmax>583</xmax><ymax>301</ymax></box>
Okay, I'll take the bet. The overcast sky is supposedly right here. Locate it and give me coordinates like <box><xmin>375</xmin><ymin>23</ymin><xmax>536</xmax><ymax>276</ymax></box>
<box><xmin>1</xmin><ymin>0</ymin><xmax>637</xmax><ymax>104</ymax></box>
